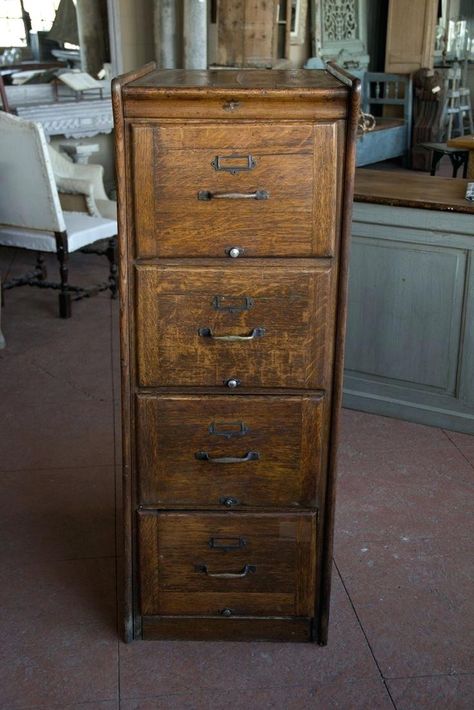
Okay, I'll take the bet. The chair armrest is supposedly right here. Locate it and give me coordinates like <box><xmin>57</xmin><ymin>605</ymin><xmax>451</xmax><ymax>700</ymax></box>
<box><xmin>55</xmin><ymin>176</ymin><xmax>101</xmax><ymax>217</ymax></box>
<box><xmin>67</xmin><ymin>162</ymin><xmax>109</xmax><ymax>201</ymax></box>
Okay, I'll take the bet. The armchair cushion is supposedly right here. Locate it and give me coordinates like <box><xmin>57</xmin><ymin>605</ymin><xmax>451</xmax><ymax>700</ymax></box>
<box><xmin>0</xmin><ymin>211</ymin><xmax>117</xmax><ymax>253</ymax></box>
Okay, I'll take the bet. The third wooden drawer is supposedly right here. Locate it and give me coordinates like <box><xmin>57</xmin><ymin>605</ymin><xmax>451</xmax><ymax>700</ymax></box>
<box><xmin>136</xmin><ymin>393</ymin><xmax>327</xmax><ymax>508</ymax></box>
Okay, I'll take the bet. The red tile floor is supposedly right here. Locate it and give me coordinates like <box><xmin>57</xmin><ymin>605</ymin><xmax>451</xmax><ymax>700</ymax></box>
<box><xmin>0</xmin><ymin>247</ymin><xmax>473</xmax><ymax>709</ymax></box>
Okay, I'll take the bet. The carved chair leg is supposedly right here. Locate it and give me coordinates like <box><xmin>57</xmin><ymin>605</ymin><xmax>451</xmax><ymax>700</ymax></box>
<box><xmin>106</xmin><ymin>237</ymin><xmax>118</xmax><ymax>299</ymax></box>
<box><xmin>55</xmin><ymin>231</ymin><xmax>71</xmax><ymax>319</ymax></box>
<box><xmin>35</xmin><ymin>252</ymin><xmax>47</xmax><ymax>281</ymax></box>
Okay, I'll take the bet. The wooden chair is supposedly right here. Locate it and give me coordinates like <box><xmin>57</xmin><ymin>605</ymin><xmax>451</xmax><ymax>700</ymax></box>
<box><xmin>0</xmin><ymin>111</ymin><xmax>117</xmax><ymax>318</ymax></box>
<box><xmin>356</xmin><ymin>72</ymin><xmax>413</xmax><ymax>166</ymax></box>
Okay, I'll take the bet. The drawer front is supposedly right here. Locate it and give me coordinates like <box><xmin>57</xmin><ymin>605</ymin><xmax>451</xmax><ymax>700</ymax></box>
<box><xmin>136</xmin><ymin>394</ymin><xmax>326</xmax><ymax>508</ymax></box>
<box><xmin>135</xmin><ymin>262</ymin><xmax>335</xmax><ymax>390</ymax></box>
<box><xmin>132</xmin><ymin>122</ymin><xmax>339</xmax><ymax>258</ymax></box>
<box><xmin>139</xmin><ymin>512</ymin><xmax>317</xmax><ymax>617</ymax></box>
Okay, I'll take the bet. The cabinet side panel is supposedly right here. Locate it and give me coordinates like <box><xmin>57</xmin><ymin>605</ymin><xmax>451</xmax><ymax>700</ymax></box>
<box><xmin>317</xmin><ymin>72</ymin><xmax>361</xmax><ymax>645</ymax></box>
<box><xmin>112</xmin><ymin>62</ymin><xmax>156</xmax><ymax>643</ymax></box>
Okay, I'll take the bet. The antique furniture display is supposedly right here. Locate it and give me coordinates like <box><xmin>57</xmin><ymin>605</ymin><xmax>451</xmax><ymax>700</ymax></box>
<box><xmin>419</xmin><ymin>142</ymin><xmax>468</xmax><ymax>177</ymax></box>
<box><xmin>345</xmin><ymin>169</ymin><xmax>474</xmax><ymax>435</ymax></box>
<box><xmin>47</xmin><ymin>144</ymin><xmax>117</xmax><ymax>220</ymax></box>
<box><xmin>385</xmin><ymin>0</ymin><xmax>438</xmax><ymax>74</ymax></box>
<box><xmin>0</xmin><ymin>112</ymin><xmax>117</xmax><ymax>318</ymax></box>
<box><xmin>447</xmin><ymin>134</ymin><xmax>474</xmax><ymax>178</ymax></box>
<box><xmin>113</xmin><ymin>63</ymin><xmax>360</xmax><ymax>643</ymax></box>
<box><xmin>356</xmin><ymin>72</ymin><xmax>413</xmax><ymax>167</ymax></box>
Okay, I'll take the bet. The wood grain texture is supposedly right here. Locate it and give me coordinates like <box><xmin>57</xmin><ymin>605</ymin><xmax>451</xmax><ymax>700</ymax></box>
<box><xmin>111</xmin><ymin>60</ymin><xmax>157</xmax><ymax>644</ymax></box>
<box><xmin>136</xmin><ymin>393</ymin><xmax>326</xmax><ymax>508</ymax></box>
<box><xmin>132</xmin><ymin>122</ymin><xmax>338</xmax><ymax>258</ymax></box>
<box><xmin>142</xmin><ymin>615</ymin><xmax>312</xmax><ymax>641</ymax></box>
<box><xmin>123</xmin><ymin>97</ymin><xmax>347</xmax><ymax>121</ymax></box>
<box><xmin>138</xmin><ymin>511</ymin><xmax>317</xmax><ymax>617</ymax></box>
<box><xmin>355</xmin><ymin>169</ymin><xmax>474</xmax><ymax>215</ymax></box>
<box><xmin>217</xmin><ymin>0</ymin><xmax>278</xmax><ymax>68</ymax></box>
<box><xmin>113</xmin><ymin>66</ymin><xmax>357</xmax><ymax>643</ymax></box>
<box><xmin>318</xmin><ymin>65</ymin><xmax>361</xmax><ymax>645</ymax></box>
<box><xmin>135</xmin><ymin>262</ymin><xmax>335</xmax><ymax>390</ymax></box>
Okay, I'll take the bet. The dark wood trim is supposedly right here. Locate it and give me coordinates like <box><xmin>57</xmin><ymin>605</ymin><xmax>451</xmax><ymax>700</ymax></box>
<box><xmin>112</xmin><ymin>62</ymin><xmax>156</xmax><ymax>643</ymax></box>
<box><xmin>317</xmin><ymin>68</ymin><xmax>361</xmax><ymax>645</ymax></box>
<box><xmin>142</xmin><ymin>615</ymin><xmax>312</xmax><ymax>642</ymax></box>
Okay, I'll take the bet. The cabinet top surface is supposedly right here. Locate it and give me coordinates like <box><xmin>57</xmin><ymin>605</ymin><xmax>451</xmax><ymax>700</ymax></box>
<box><xmin>124</xmin><ymin>69</ymin><xmax>347</xmax><ymax>94</ymax></box>
<box><xmin>355</xmin><ymin>169</ymin><xmax>474</xmax><ymax>216</ymax></box>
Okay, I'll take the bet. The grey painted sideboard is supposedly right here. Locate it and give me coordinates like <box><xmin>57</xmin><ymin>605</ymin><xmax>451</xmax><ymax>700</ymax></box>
<box><xmin>344</xmin><ymin>171</ymin><xmax>474</xmax><ymax>434</ymax></box>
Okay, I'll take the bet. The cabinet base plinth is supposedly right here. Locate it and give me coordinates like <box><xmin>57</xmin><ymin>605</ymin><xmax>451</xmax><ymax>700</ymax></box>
<box><xmin>141</xmin><ymin>616</ymin><xmax>315</xmax><ymax>642</ymax></box>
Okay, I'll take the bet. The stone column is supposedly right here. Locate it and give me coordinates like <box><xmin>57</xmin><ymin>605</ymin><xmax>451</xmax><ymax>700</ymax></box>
<box><xmin>154</xmin><ymin>0</ymin><xmax>179</xmax><ymax>68</ymax></box>
<box><xmin>183</xmin><ymin>0</ymin><xmax>207</xmax><ymax>69</ymax></box>
<box><xmin>76</xmin><ymin>0</ymin><xmax>107</xmax><ymax>77</ymax></box>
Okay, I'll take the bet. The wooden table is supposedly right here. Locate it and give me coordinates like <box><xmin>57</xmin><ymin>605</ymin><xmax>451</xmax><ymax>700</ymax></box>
<box><xmin>345</xmin><ymin>169</ymin><xmax>474</xmax><ymax>434</ymax></box>
<box><xmin>354</xmin><ymin>167</ymin><xmax>473</xmax><ymax>212</ymax></box>
<box><xmin>447</xmin><ymin>134</ymin><xmax>474</xmax><ymax>178</ymax></box>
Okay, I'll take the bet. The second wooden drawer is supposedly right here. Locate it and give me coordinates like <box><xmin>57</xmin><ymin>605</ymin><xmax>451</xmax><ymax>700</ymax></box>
<box><xmin>136</xmin><ymin>393</ymin><xmax>327</xmax><ymax>508</ymax></box>
<box><xmin>135</xmin><ymin>261</ymin><xmax>335</xmax><ymax>390</ymax></box>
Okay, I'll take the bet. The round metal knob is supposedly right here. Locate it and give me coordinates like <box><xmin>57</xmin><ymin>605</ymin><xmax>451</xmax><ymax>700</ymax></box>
<box><xmin>220</xmin><ymin>608</ymin><xmax>233</xmax><ymax>617</ymax></box>
<box><xmin>229</xmin><ymin>247</ymin><xmax>241</xmax><ymax>258</ymax></box>
<box><xmin>220</xmin><ymin>497</ymin><xmax>239</xmax><ymax>507</ymax></box>
<box><xmin>226</xmin><ymin>378</ymin><xmax>239</xmax><ymax>388</ymax></box>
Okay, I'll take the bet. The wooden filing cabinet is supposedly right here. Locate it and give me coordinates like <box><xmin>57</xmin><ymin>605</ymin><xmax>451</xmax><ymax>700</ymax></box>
<box><xmin>112</xmin><ymin>65</ymin><xmax>360</xmax><ymax>643</ymax></box>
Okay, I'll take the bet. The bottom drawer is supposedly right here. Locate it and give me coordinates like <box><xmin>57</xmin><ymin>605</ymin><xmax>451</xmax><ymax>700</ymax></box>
<box><xmin>138</xmin><ymin>511</ymin><xmax>317</xmax><ymax>618</ymax></box>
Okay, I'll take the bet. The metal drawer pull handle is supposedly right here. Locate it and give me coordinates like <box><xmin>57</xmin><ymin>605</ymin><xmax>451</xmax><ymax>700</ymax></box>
<box><xmin>211</xmin><ymin>154</ymin><xmax>256</xmax><ymax>174</ymax></box>
<box><xmin>208</xmin><ymin>536</ymin><xmax>246</xmax><ymax>551</ymax></box>
<box><xmin>197</xmin><ymin>189</ymin><xmax>269</xmax><ymax>201</ymax></box>
<box><xmin>195</xmin><ymin>563</ymin><xmax>256</xmax><ymax>578</ymax></box>
<box><xmin>195</xmin><ymin>451</ymin><xmax>259</xmax><ymax>463</ymax></box>
<box><xmin>198</xmin><ymin>326</ymin><xmax>265</xmax><ymax>341</ymax></box>
<box><xmin>212</xmin><ymin>295</ymin><xmax>254</xmax><ymax>313</ymax></box>
<box><xmin>209</xmin><ymin>420</ymin><xmax>248</xmax><ymax>438</ymax></box>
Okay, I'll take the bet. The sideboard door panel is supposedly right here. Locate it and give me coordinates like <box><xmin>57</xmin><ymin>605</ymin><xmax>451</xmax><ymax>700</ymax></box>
<box><xmin>345</xmin><ymin>238</ymin><xmax>466</xmax><ymax>394</ymax></box>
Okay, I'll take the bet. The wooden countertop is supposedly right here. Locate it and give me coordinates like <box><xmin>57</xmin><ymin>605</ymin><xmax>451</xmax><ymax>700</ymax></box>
<box><xmin>354</xmin><ymin>169</ymin><xmax>474</xmax><ymax>215</ymax></box>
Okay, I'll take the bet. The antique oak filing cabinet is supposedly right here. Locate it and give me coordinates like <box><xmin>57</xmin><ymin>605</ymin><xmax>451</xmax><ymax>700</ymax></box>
<box><xmin>112</xmin><ymin>65</ymin><xmax>360</xmax><ymax>643</ymax></box>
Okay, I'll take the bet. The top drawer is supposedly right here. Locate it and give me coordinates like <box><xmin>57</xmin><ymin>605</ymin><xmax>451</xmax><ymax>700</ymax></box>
<box><xmin>131</xmin><ymin>122</ymin><xmax>339</xmax><ymax>258</ymax></box>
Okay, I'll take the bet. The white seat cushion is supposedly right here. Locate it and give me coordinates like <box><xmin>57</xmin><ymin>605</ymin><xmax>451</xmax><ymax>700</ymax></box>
<box><xmin>0</xmin><ymin>212</ymin><xmax>117</xmax><ymax>253</ymax></box>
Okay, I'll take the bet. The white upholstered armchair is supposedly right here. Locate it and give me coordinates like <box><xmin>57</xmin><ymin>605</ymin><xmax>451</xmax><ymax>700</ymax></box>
<box><xmin>47</xmin><ymin>145</ymin><xmax>117</xmax><ymax>221</ymax></box>
<box><xmin>0</xmin><ymin>112</ymin><xmax>117</xmax><ymax>318</ymax></box>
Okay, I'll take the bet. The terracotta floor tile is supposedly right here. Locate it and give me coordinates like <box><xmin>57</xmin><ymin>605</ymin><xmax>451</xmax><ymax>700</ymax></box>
<box><xmin>118</xmin><ymin>569</ymin><xmax>381</xmax><ymax>700</ymax></box>
<box><xmin>0</xmin><ymin>398</ymin><xmax>114</xmax><ymax>470</ymax></box>
<box><xmin>387</xmin><ymin>673</ymin><xmax>474</xmax><ymax>710</ymax></box>
<box><xmin>0</xmin><ymin>558</ymin><xmax>118</xmax><ymax>708</ymax></box>
<box><xmin>340</xmin><ymin>408</ymin><xmax>450</xmax><ymax>455</ymax></box>
<box><xmin>0</xmin><ymin>466</ymin><xmax>115</xmax><ymax>563</ymax></box>
<box><xmin>444</xmin><ymin>429</ymin><xmax>474</xmax><ymax>466</ymax></box>
<box><xmin>119</xmin><ymin>677</ymin><xmax>393</xmax><ymax>710</ymax></box>
<box><xmin>0</xmin><ymin>558</ymin><xmax>116</xmax><ymax>635</ymax></box>
<box><xmin>24</xmin><ymin>701</ymin><xmax>118</xmax><ymax>710</ymax></box>
<box><xmin>335</xmin><ymin>444</ymin><xmax>474</xmax><ymax>554</ymax></box>
<box><xmin>335</xmin><ymin>544</ymin><xmax>474</xmax><ymax>678</ymax></box>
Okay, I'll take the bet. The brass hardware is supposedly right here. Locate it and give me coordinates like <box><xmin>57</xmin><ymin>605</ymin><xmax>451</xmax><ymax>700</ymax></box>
<box><xmin>223</xmin><ymin>100</ymin><xmax>241</xmax><ymax>112</ymax></box>
<box><xmin>208</xmin><ymin>420</ymin><xmax>248</xmax><ymax>438</ymax></box>
<box><xmin>208</xmin><ymin>536</ymin><xmax>246</xmax><ymax>551</ymax></box>
<box><xmin>195</xmin><ymin>451</ymin><xmax>259</xmax><ymax>463</ymax></box>
<box><xmin>198</xmin><ymin>326</ymin><xmax>264</xmax><ymax>341</ymax></box>
<box><xmin>211</xmin><ymin>154</ymin><xmax>256</xmax><ymax>174</ymax></box>
<box><xmin>197</xmin><ymin>190</ymin><xmax>269</xmax><ymax>201</ymax></box>
<box><xmin>225</xmin><ymin>378</ymin><xmax>240</xmax><ymax>388</ymax></box>
<box><xmin>227</xmin><ymin>247</ymin><xmax>243</xmax><ymax>258</ymax></box>
<box><xmin>212</xmin><ymin>295</ymin><xmax>254</xmax><ymax>313</ymax></box>
<box><xmin>220</xmin><ymin>496</ymin><xmax>240</xmax><ymax>507</ymax></box>
<box><xmin>194</xmin><ymin>563</ymin><xmax>256</xmax><ymax>578</ymax></box>
<box><xmin>220</xmin><ymin>608</ymin><xmax>234</xmax><ymax>617</ymax></box>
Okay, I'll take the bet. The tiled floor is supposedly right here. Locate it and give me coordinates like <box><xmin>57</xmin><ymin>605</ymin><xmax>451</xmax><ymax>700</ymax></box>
<box><xmin>0</xmin><ymin>247</ymin><xmax>473</xmax><ymax>709</ymax></box>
